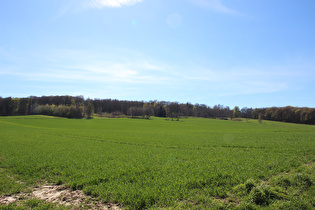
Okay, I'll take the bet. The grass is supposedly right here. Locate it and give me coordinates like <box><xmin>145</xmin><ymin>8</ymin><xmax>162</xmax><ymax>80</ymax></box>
<box><xmin>0</xmin><ymin>116</ymin><xmax>314</xmax><ymax>209</ymax></box>
<box><xmin>0</xmin><ymin>198</ymin><xmax>72</xmax><ymax>210</ymax></box>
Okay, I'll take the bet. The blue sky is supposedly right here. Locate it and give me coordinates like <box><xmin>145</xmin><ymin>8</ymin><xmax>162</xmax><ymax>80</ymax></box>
<box><xmin>1</xmin><ymin>0</ymin><xmax>314</xmax><ymax>108</ymax></box>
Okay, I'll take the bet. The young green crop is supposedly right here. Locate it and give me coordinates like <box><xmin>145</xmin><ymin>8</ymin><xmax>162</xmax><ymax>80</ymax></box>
<box><xmin>0</xmin><ymin>116</ymin><xmax>314</xmax><ymax>209</ymax></box>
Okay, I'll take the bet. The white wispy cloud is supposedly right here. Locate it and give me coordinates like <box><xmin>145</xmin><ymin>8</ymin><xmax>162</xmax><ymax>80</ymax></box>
<box><xmin>1</xmin><ymin>47</ymin><xmax>313</xmax><ymax>101</ymax></box>
<box><xmin>189</xmin><ymin>0</ymin><xmax>239</xmax><ymax>15</ymax></box>
<box><xmin>89</xmin><ymin>0</ymin><xmax>143</xmax><ymax>8</ymax></box>
<box><xmin>0</xmin><ymin>48</ymin><xmax>170</xmax><ymax>85</ymax></box>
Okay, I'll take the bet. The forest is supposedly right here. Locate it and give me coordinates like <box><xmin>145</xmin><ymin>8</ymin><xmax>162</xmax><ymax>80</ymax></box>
<box><xmin>0</xmin><ymin>95</ymin><xmax>314</xmax><ymax>124</ymax></box>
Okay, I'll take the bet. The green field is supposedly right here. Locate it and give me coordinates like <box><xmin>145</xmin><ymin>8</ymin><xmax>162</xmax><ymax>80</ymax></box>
<box><xmin>0</xmin><ymin>116</ymin><xmax>314</xmax><ymax>209</ymax></box>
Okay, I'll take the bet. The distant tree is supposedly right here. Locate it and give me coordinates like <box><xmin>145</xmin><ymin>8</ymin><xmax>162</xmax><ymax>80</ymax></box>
<box><xmin>305</xmin><ymin>108</ymin><xmax>315</xmax><ymax>124</ymax></box>
<box><xmin>128</xmin><ymin>107</ymin><xmax>143</xmax><ymax>118</ymax></box>
<box><xmin>183</xmin><ymin>102</ymin><xmax>194</xmax><ymax>116</ymax></box>
<box><xmin>233</xmin><ymin>106</ymin><xmax>240</xmax><ymax>119</ymax></box>
<box><xmin>240</xmin><ymin>107</ymin><xmax>253</xmax><ymax>118</ymax></box>
<box><xmin>11</xmin><ymin>98</ymin><xmax>19</xmax><ymax>116</ymax></box>
<box><xmin>224</xmin><ymin>106</ymin><xmax>232</xmax><ymax>118</ymax></box>
<box><xmin>34</xmin><ymin>104</ymin><xmax>52</xmax><ymax>115</ymax></box>
<box><xmin>299</xmin><ymin>109</ymin><xmax>307</xmax><ymax>124</ymax></box>
<box><xmin>252</xmin><ymin>108</ymin><xmax>259</xmax><ymax>119</ymax></box>
<box><xmin>258</xmin><ymin>113</ymin><xmax>263</xmax><ymax>124</ymax></box>
<box><xmin>86</xmin><ymin>102</ymin><xmax>94</xmax><ymax>119</ymax></box>
<box><xmin>157</xmin><ymin>105</ymin><xmax>166</xmax><ymax>117</ymax></box>
<box><xmin>128</xmin><ymin>107</ymin><xmax>136</xmax><ymax>118</ymax></box>
<box><xmin>264</xmin><ymin>107</ymin><xmax>276</xmax><ymax>120</ymax></box>
<box><xmin>69</xmin><ymin>105</ymin><xmax>84</xmax><ymax>118</ymax></box>
<box><xmin>198</xmin><ymin>104</ymin><xmax>210</xmax><ymax>118</ymax></box>
<box><xmin>212</xmin><ymin>104</ymin><xmax>231</xmax><ymax>118</ymax></box>
<box><xmin>143</xmin><ymin>104</ymin><xmax>154</xmax><ymax>119</ymax></box>
<box><xmin>193</xmin><ymin>104</ymin><xmax>201</xmax><ymax>117</ymax></box>
<box><xmin>0</xmin><ymin>97</ymin><xmax>10</xmax><ymax>116</ymax></box>
<box><xmin>282</xmin><ymin>106</ymin><xmax>296</xmax><ymax>122</ymax></box>
<box><xmin>168</xmin><ymin>102</ymin><xmax>180</xmax><ymax>119</ymax></box>
<box><xmin>53</xmin><ymin>105</ymin><xmax>69</xmax><ymax>117</ymax></box>
<box><xmin>2</xmin><ymin>95</ymin><xmax>315</xmax><ymax>124</ymax></box>
<box><xmin>0</xmin><ymin>97</ymin><xmax>13</xmax><ymax>116</ymax></box>
<box><xmin>18</xmin><ymin>98</ymin><xmax>30</xmax><ymax>115</ymax></box>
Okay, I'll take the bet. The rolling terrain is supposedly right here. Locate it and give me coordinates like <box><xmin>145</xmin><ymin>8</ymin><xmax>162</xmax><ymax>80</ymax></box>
<box><xmin>0</xmin><ymin>116</ymin><xmax>314</xmax><ymax>209</ymax></box>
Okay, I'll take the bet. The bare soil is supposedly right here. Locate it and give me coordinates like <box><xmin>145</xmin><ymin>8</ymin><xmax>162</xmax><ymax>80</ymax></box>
<box><xmin>0</xmin><ymin>184</ymin><xmax>121</xmax><ymax>209</ymax></box>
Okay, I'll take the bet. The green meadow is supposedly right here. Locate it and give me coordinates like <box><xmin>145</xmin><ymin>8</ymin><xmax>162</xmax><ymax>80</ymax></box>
<box><xmin>0</xmin><ymin>116</ymin><xmax>314</xmax><ymax>209</ymax></box>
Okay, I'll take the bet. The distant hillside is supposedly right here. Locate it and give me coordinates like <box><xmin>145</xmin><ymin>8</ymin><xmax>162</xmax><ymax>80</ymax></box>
<box><xmin>0</xmin><ymin>96</ymin><xmax>314</xmax><ymax>124</ymax></box>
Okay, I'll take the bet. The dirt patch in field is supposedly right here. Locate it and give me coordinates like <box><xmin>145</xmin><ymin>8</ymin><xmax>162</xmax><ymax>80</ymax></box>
<box><xmin>0</xmin><ymin>184</ymin><xmax>121</xmax><ymax>209</ymax></box>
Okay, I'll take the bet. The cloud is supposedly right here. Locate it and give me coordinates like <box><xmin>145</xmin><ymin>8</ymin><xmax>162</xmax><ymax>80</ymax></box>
<box><xmin>89</xmin><ymin>0</ymin><xmax>143</xmax><ymax>8</ymax></box>
<box><xmin>0</xmin><ymin>48</ymin><xmax>170</xmax><ymax>86</ymax></box>
<box><xmin>189</xmin><ymin>0</ymin><xmax>239</xmax><ymax>15</ymax></box>
<box><xmin>1</xmin><ymin>47</ymin><xmax>313</xmax><ymax>103</ymax></box>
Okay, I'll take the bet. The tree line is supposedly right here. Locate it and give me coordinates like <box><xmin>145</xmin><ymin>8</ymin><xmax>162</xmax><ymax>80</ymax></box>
<box><xmin>0</xmin><ymin>96</ymin><xmax>314</xmax><ymax>124</ymax></box>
